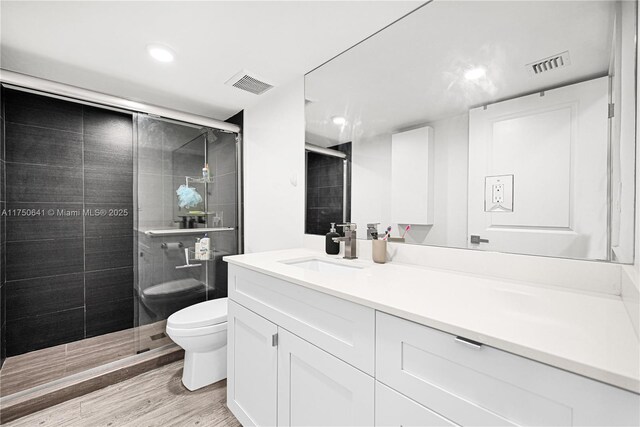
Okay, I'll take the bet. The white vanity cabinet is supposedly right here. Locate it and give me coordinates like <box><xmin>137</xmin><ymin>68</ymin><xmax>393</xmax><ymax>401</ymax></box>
<box><xmin>227</xmin><ymin>300</ymin><xmax>278</xmax><ymax>427</ymax></box>
<box><xmin>227</xmin><ymin>264</ymin><xmax>375</xmax><ymax>374</ymax></box>
<box><xmin>376</xmin><ymin>312</ymin><xmax>640</xmax><ymax>427</ymax></box>
<box><xmin>227</xmin><ymin>265</ymin><xmax>376</xmax><ymax>427</ymax></box>
<box><xmin>277</xmin><ymin>329</ymin><xmax>374</xmax><ymax>426</ymax></box>
<box><xmin>227</xmin><ymin>263</ymin><xmax>640</xmax><ymax>427</ymax></box>
<box><xmin>375</xmin><ymin>381</ymin><xmax>459</xmax><ymax>427</ymax></box>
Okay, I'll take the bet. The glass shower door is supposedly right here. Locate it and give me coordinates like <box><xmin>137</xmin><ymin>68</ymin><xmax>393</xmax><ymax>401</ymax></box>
<box><xmin>134</xmin><ymin>115</ymin><xmax>239</xmax><ymax>353</ymax></box>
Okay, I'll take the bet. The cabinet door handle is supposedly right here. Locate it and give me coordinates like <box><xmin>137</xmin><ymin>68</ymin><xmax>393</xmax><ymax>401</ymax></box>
<box><xmin>455</xmin><ymin>336</ymin><xmax>483</xmax><ymax>350</ymax></box>
<box><xmin>271</xmin><ymin>333</ymin><xmax>278</xmax><ymax>347</ymax></box>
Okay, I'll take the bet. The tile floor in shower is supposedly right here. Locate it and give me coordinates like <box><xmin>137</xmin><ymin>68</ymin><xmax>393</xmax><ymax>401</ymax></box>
<box><xmin>0</xmin><ymin>321</ymin><xmax>172</xmax><ymax>398</ymax></box>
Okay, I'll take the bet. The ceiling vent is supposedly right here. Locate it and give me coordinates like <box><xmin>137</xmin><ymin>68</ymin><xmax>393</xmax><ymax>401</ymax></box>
<box><xmin>225</xmin><ymin>70</ymin><xmax>274</xmax><ymax>95</ymax></box>
<box><xmin>527</xmin><ymin>51</ymin><xmax>571</xmax><ymax>75</ymax></box>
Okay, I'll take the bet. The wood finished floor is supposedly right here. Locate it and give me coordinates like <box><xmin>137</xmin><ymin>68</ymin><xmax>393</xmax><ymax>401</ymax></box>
<box><xmin>0</xmin><ymin>321</ymin><xmax>172</xmax><ymax>398</ymax></box>
<box><xmin>4</xmin><ymin>360</ymin><xmax>241</xmax><ymax>427</ymax></box>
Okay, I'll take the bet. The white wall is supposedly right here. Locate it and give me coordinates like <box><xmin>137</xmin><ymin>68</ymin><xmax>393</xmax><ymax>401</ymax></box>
<box><xmin>351</xmin><ymin>114</ymin><xmax>468</xmax><ymax>247</ymax></box>
<box><xmin>243</xmin><ymin>77</ymin><xmax>305</xmax><ymax>253</ymax></box>
<box><xmin>635</xmin><ymin>2</ymin><xmax>640</xmax><ymax>277</ymax></box>
<box><xmin>351</xmin><ymin>133</ymin><xmax>392</xmax><ymax>239</ymax></box>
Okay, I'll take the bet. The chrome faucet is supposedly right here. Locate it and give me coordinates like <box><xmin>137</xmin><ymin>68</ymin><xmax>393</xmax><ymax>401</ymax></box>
<box><xmin>333</xmin><ymin>223</ymin><xmax>358</xmax><ymax>259</ymax></box>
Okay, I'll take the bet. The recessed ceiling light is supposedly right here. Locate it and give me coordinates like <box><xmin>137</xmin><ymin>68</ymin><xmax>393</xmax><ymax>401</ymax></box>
<box><xmin>464</xmin><ymin>67</ymin><xmax>486</xmax><ymax>81</ymax></box>
<box><xmin>147</xmin><ymin>44</ymin><xmax>175</xmax><ymax>63</ymax></box>
<box><xmin>332</xmin><ymin>116</ymin><xmax>346</xmax><ymax>126</ymax></box>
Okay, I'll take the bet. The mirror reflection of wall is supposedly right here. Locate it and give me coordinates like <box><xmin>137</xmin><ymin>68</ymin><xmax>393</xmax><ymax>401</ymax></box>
<box><xmin>350</xmin><ymin>115</ymin><xmax>469</xmax><ymax>248</ymax></box>
<box><xmin>304</xmin><ymin>0</ymin><xmax>637</xmax><ymax>263</ymax></box>
<box><xmin>305</xmin><ymin>142</ymin><xmax>351</xmax><ymax>235</ymax></box>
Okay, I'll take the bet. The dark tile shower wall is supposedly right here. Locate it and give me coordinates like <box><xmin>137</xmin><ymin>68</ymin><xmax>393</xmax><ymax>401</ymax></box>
<box><xmin>305</xmin><ymin>142</ymin><xmax>351</xmax><ymax>235</ymax></box>
<box><xmin>1</xmin><ymin>87</ymin><xmax>6</xmax><ymax>367</ymax></box>
<box><xmin>2</xmin><ymin>89</ymin><xmax>134</xmax><ymax>356</ymax></box>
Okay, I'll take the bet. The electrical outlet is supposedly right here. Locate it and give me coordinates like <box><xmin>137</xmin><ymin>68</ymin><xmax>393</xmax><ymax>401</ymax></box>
<box><xmin>492</xmin><ymin>184</ymin><xmax>504</xmax><ymax>203</ymax></box>
<box><xmin>484</xmin><ymin>175</ymin><xmax>513</xmax><ymax>212</ymax></box>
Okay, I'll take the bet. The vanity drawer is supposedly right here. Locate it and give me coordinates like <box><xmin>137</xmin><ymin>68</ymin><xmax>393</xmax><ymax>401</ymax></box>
<box><xmin>376</xmin><ymin>312</ymin><xmax>640</xmax><ymax>427</ymax></box>
<box><xmin>228</xmin><ymin>265</ymin><xmax>375</xmax><ymax>375</ymax></box>
<box><xmin>375</xmin><ymin>381</ymin><xmax>458</xmax><ymax>427</ymax></box>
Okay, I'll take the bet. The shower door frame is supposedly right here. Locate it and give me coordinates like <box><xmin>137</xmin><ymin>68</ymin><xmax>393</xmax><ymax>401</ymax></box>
<box><xmin>0</xmin><ymin>69</ymin><xmax>245</xmax><ymax>354</ymax></box>
<box><xmin>0</xmin><ymin>69</ymin><xmax>245</xmax><ymax>256</ymax></box>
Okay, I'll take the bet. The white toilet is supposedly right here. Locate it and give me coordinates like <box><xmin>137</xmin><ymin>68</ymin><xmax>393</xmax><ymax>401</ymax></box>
<box><xmin>166</xmin><ymin>297</ymin><xmax>228</xmax><ymax>391</ymax></box>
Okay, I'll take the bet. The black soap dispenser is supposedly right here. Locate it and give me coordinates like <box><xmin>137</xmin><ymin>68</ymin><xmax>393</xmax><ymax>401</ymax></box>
<box><xmin>325</xmin><ymin>223</ymin><xmax>340</xmax><ymax>255</ymax></box>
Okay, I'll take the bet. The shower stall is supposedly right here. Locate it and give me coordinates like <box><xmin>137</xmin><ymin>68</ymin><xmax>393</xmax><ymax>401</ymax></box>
<box><xmin>0</xmin><ymin>70</ymin><xmax>242</xmax><ymax>419</ymax></box>
<box><xmin>135</xmin><ymin>115</ymin><xmax>240</xmax><ymax>344</ymax></box>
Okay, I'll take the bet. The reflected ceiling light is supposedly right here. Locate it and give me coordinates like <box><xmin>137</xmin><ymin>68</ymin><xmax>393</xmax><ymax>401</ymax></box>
<box><xmin>147</xmin><ymin>44</ymin><xmax>175</xmax><ymax>63</ymax></box>
<box><xmin>332</xmin><ymin>116</ymin><xmax>346</xmax><ymax>126</ymax></box>
<box><xmin>464</xmin><ymin>67</ymin><xmax>486</xmax><ymax>81</ymax></box>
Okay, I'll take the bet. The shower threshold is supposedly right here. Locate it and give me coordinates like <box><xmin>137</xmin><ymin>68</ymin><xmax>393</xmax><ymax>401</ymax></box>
<box><xmin>0</xmin><ymin>322</ymin><xmax>183</xmax><ymax>424</ymax></box>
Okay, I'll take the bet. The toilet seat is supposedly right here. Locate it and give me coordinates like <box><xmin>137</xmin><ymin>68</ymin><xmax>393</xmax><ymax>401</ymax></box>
<box><xmin>167</xmin><ymin>297</ymin><xmax>228</xmax><ymax>329</ymax></box>
<box><xmin>166</xmin><ymin>321</ymin><xmax>226</xmax><ymax>338</ymax></box>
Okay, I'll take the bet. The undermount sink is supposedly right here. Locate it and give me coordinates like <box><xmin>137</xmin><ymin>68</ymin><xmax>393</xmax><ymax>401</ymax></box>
<box><xmin>282</xmin><ymin>258</ymin><xmax>363</xmax><ymax>274</ymax></box>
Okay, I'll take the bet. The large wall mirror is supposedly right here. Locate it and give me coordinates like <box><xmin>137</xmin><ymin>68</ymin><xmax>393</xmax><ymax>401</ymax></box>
<box><xmin>304</xmin><ymin>0</ymin><xmax>637</xmax><ymax>263</ymax></box>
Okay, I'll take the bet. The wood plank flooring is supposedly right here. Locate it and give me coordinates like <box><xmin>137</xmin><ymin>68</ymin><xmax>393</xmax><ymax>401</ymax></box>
<box><xmin>0</xmin><ymin>346</ymin><xmax>184</xmax><ymax>424</ymax></box>
<box><xmin>4</xmin><ymin>361</ymin><xmax>241</xmax><ymax>427</ymax></box>
<box><xmin>1</xmin><ymin>321</ymin><xmax>171</xmax><ymax>398</ymax></box>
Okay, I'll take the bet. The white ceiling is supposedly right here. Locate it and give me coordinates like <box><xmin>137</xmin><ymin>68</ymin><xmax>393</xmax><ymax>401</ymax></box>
<box><xmin>0</xmin><ymin>1</ymin><xmax>423</xmax><ymax>120</ymax></box>
<box><xmin>305</xmin><ymin>0</ymin><xmax>617</xmax><ymax>145</ymax></box>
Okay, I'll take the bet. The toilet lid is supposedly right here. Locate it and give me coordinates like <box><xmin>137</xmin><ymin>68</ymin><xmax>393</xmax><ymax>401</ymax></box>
<box><xmin>167</xmin><ymin>297</ymin><xmax>228</xmax><ymax>329</ymax></box>
<box><xmin>142</xmin><ymin>279</ymin><xmax>204</xmax><ymax>300</ymax></box>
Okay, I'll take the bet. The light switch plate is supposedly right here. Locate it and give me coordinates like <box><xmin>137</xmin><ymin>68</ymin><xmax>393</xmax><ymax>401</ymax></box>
<box><xmin>485</xmin><ymin>175</ymin><xmax>513</xmax><ymax>212</ymax></box>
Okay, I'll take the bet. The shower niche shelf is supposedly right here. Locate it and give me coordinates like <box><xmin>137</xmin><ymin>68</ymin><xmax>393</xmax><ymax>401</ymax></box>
<box><xmin>188</xmin><ymin>248</ymin><xmax>215</xmax><ymax>261</ymax></box>
<box><xmin>185</xmin><ymin>176</ymin><xmax>215</xmax><ymax>184</ymax></box>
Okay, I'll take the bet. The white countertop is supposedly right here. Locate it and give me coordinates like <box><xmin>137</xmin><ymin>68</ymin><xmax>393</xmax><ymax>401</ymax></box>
<box><xmin>225</xmin><ymin>248</ymin><xmax>640</xmax><ymax>394</ymax></box>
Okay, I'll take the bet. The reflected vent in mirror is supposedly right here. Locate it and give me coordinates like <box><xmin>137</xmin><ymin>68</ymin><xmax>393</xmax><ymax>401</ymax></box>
<box><xmin>527</xmin><ymin>51</ymin><xmax>571</xmax><ymax>75</ymax></box>
<box><xmin>225</xmin><ymin>70</ymin><xmax>274</xmax><ymax>95</ymax></box>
